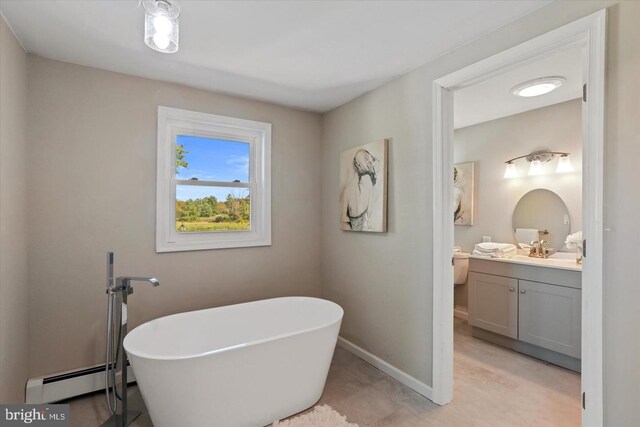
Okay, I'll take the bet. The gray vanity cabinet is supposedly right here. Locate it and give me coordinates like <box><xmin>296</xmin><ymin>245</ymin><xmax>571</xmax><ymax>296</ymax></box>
<box><xmin>467</xmin><ymin>258</ymin><xmax>582</xmax><ymax>371</ymax></box>
<box><xmin>518</xmin><ymin>280</ymin><xmax>581</xmax><ymax>358</ymax></box>
<box><xmin>468</xmin><ymin>272</ymin><xmax>518</xmax><ymax>339</ymax></box>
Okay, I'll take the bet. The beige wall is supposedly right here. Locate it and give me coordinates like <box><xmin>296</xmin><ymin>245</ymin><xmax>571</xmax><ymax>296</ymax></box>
<box><xmin>321</xmin><ymin>1</ymin><xmax>640</xmax><ymax>424</ymax></box>
<box><xmin>454</xmin><ymin>99</ymin><xmax>582</xmax><ymax>308</ymax></box>
<box><xmin>322</xmin><ymin>75</ymin><xmax>433</xmax><ymax>383</ymax></box>
<box><xmin>0</xmin><ymin>17</ymin><xmax>30</xmax><ymax>402</ymax></box>
<box><xmin>26</xmin><ymin>56</ymin><xmax>323</xmax><ymax>376</ymax></box>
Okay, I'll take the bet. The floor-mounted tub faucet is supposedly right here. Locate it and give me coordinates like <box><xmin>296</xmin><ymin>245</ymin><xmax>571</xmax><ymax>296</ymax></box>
<box><xmin>104</xmin><ymin>252</ymin><xmax>159</xmax><ymax>427</ymax></box>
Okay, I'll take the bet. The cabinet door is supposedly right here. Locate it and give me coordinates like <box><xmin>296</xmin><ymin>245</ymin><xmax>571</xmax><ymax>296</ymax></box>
<box><xmin>518</xmin><ymin>280</ymin><xmax>581</xmax><ymax>358</ymax></box>
<box><xmin>468</xmin><ymin>272</ymin><xmax>518</xmax><ymax>339</ymax></box>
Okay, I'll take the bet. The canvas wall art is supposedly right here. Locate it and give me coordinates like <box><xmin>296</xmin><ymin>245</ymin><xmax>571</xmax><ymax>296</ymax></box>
<box><xmin>454</xmin><ymin>162</ymin><xmax>475</xmax><ymax>226</ymax></box>
<box><xmin>339</xmin><ymin>139</ymin><xmax>388</xmax><ymax>232</ymax></box>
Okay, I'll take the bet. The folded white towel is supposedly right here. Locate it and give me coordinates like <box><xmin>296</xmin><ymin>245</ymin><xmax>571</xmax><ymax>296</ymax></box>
<box><xmin>473</xmin><ymin>242</ymin><xmax>517</xmax><ymax>258</ymax></box>
<box><xmin>474</xmin><ymin>242</ymin><xmax>517</xmax><ymax>252</ymax></box>
<box><xmin>472</xmin><ymin>249</ymin><xmax>517</xmax><ymax>258</ymax></box>
<box><xmin>471</xmin><ymin>252</ymin><xmax>492</xmax><ymax>258</ymax></box>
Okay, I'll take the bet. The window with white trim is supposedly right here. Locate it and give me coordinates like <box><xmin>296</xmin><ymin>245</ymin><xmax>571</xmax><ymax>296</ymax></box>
<box><xmin>156</xmin><ymin>106</ymin><xmax>271</xmax><ymax>252</ymax></box>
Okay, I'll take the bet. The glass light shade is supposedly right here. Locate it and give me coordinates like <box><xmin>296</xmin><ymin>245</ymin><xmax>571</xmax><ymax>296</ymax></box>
<box><xmin>504</xmin><ymin>162</ymin><xmax>518</xmax><ymax>178</ymax></box>
<box><xmin>143</xmin><ymin>0</ymin><xmax>179</xmax><ymax>53</ymax></box>
<box><xmin>556</xmin><ymin>155</ymin><xmax>574</xmax><ymax>173</ymax></box>
<box><xmin>517</xmin><ymin>83</ymin><xmax>557</xmax><ymax>97</ymax></box>
<box><xmin>528</xmin><ymin>159</ymin><xmax>543</xmax><ymax>176</ymax></box>
<box><xmin>511</xmin><ymin>77</ymin><xmax>566</xmax><ymax>98</ymax></box>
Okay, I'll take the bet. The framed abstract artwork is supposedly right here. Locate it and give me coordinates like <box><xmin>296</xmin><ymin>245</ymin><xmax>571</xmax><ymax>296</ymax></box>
<box><xmin>454</xmin><ymin>162</ymin><xmax>475</xmax><ymax>226</ymax></box>
<box><xmin>339</xmin><ymin>139</ymin><xmax>388</xmax><ymax>232</ymax></box>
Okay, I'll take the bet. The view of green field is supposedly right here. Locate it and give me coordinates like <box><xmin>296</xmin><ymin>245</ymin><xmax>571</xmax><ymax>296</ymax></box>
<box><xmin>176</xmin><ymin>194</ymin><xmax>250</xmax><ymax>232</ymax></box>
<box><xmin>175</xmin><ymin>136</ymin><xmax>251</xmax><ymax>233</ymax></box>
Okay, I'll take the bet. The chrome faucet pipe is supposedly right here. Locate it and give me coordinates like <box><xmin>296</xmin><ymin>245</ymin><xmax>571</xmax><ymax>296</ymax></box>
<box><xmin>109</xmin><ymin>277</ymin><xmax>159</xmax><ymax>294</ymax></box>
<box><xmin>115</xmin><ymin>277</ymin><xmax>160</xmax><ymax>287</ymax></box>
<box><xmin>104</xmin><ymin>262</ymin><xmax>159</xmax><ymax>427</ymax></box>
<box><xmin>105</xmin><ymin>253</ymin><xmax>118</xmax><ymax>416</ymax></box>
<box><xmin>107</xmin><ymin>252</ymin><xmax>114</xmax><ymax>289</ymax></box>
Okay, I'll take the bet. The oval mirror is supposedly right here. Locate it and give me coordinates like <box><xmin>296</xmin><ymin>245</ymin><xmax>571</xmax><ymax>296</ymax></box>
<box><xmin>512</xmin><ymin>189</ymin><xmax>570</xmax><ymax>252</ymax></box>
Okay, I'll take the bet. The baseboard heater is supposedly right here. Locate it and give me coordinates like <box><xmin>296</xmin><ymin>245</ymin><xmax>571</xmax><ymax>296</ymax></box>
<box><xmin>26</xmin><ymin>362</ymin><xmax>136</xmax><ymax>404</ymax></box>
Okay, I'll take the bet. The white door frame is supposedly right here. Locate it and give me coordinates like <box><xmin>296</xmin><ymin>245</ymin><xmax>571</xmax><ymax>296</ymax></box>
<box><xmin>431</xmin><ymin>9</ymin><xmax>606</xmax><ymax>426</ymax></box>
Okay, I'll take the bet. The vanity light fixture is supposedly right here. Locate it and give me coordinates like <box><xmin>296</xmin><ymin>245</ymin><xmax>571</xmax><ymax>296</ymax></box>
<box><xmin>143</xmin><ymin>0</ymin><xmax>180</xmax><ymax>53</ymax></box>
<box><xmin>511</xmin><ymin>76</ymin><xmax>566</xmax><ymax>97</ymax></box>
<box><xmin>503</xmin><ymin>150</ymin><xmax>573</xmax><ymax>178</ymax></box>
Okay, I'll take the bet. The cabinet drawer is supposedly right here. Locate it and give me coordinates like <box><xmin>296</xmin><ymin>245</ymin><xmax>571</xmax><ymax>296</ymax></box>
<box><xmin>468</xmin><ymin>272</ymin><xmax>518</xmax><ymax>339</ymax></box>
<box><xmin>518</xmin><ymin>280</ymin><xmax>581</xmax><ymax>358</ymax></box>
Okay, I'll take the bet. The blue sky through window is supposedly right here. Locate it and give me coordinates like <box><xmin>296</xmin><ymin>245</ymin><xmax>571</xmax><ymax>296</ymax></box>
<box><xmin>176</xmin><ymin>135</ymin><xmax>249</xmax><ymax>201</ymax></box>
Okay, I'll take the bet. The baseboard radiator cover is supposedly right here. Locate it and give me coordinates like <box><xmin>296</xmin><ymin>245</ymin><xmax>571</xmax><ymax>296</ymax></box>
<box><xmin>26</xmin><ymin>362</ymin><xmax>136</xmax><ymax>404</ymax></box>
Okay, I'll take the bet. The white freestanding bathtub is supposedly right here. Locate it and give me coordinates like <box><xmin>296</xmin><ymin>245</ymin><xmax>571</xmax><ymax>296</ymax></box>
<box><xmin>123</xmin><ymin>297</ymin><xmax>343</xmax><ymax>427</ymax></box>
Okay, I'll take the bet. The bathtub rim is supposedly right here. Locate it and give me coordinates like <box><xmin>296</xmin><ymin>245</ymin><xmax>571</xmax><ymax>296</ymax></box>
<box><xmin>123</xmin><ymin>296</ymin><xmax>343</xmax><ymax>362</ymax></box>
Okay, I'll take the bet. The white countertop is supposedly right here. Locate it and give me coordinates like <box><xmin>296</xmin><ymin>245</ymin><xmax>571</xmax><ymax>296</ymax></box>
<box><xmin>469</xmin><ymin>252</ymin><xmax>582</xmax><ymax>272</ymax></box>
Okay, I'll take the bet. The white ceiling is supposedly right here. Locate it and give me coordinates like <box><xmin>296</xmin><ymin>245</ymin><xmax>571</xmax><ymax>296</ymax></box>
<box><xmin>454</xmin><ymin>42</ymin><xmax>584</xmax><ymax>129</ymax></box>
<box><xmin>0</xmin><ymin>0</ymin><xmax>551</xmax><ymax>112</ymax></box>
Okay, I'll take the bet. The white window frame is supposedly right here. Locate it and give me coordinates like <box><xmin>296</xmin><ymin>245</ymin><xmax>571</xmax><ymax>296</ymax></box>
<box><xmin>156</xmin><ymin>106</ymin><xmax>271</xmax><ymax>252</ymax></box>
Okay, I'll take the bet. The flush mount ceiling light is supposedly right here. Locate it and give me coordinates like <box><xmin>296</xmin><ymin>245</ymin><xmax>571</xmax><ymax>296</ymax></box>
<box><xmin>143</xmin><ymin>0</ymin><xmax>180</xmax><ymax>53</ymax></box>
<box><xmin>503</xmin><ymin>150</ymin><xmax>574</xmax><ymax>178</ymax></box>
<box><xmin>511</xmin><ymin>76</ymin><xmax>566</xmax><ymax>97</ymax></box>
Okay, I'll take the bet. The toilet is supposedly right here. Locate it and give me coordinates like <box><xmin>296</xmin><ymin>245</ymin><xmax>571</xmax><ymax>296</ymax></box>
<box><xmin>453</xmin><ymin>249</ymin><xmax>470</xmax><ymax>285</ymax></box>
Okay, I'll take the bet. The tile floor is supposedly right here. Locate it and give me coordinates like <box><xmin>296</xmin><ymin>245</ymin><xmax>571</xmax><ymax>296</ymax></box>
<box><xmin>63</xmin><ymin>318</ymin><xmax>580</xmax><ymax>426</ymax></box>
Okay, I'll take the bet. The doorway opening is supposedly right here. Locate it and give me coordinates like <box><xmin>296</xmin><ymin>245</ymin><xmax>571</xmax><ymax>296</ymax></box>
<box><xmin>431</xmin><ymin>10</ymin><xmax>605</xmax><ymax>426</ymax></box>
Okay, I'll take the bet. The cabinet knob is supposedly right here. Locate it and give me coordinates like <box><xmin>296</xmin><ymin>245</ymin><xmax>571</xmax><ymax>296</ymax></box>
<box><xmin>520</xmin><ymin>289</ymin><xmax>527</xmax><ymax>294</ymax></box>
<box><xmin>509</xmin><ymin>287</ymin><xmax>515</xmax><ymax>292</ymax></box>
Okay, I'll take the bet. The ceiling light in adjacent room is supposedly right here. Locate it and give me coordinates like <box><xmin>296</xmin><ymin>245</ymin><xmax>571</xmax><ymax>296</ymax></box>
<box><xmin>511</xmin><ymin>76</ymin><xmax>566</xmax><ymax>97</ymax></box>
<box><xmin>143</xmin><ymin>0</ymin><xmax>180</xmax><ymax>53</ymax></box>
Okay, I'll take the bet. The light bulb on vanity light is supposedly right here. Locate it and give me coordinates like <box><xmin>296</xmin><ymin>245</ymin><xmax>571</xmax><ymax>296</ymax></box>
<box><xmin>528</xmin><ymin>159</ymin><xmax>543</xmax><ymax>176</ymax></box>
<box><xmin>504</xmin><ymin>162</ymin><xmax>518</xmax><ymax>178</ymax></box>
<box><xmin>556</xmin><ymin>155</ymin><xmax>574</xmax><ymax>173</ymax></box>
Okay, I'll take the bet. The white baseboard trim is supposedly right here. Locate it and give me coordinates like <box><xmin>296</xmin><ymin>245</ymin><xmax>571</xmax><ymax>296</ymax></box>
<box><xmin>454</xmin><ymin>306</ymin><xmax>468</xmax><ymax>321</ymax></box>
<box><xmin>26</xmin><ymin>364</ymin><xmax>136</xmax><ymax>404</ymax></box>
<box><xmin>337</xmin><ymin>337</ymin><xmax>433</xmax><ymax>400</ymax></box>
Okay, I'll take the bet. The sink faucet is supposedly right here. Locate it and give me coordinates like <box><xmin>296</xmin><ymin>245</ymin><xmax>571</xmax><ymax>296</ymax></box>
<box><xmin>529</xmin><ymin>239</ymin><xmax>550</xmax><ymax>258</ymax></box>
<box><xmin>539</xmin><ymin>240</ymin><xmax>550</xmax><ymax>258</ymax></box>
